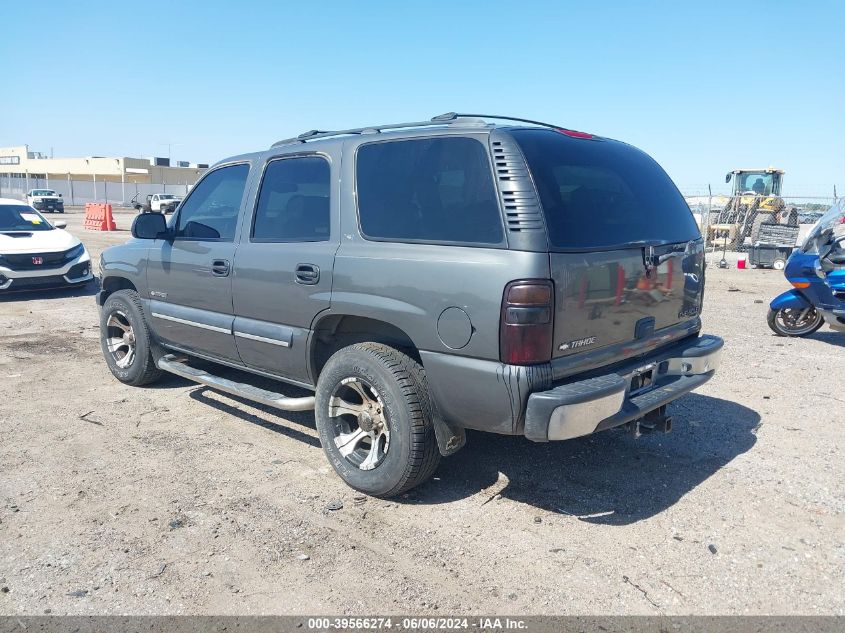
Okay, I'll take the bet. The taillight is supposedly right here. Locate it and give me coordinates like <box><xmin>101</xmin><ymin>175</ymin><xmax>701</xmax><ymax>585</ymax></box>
<box><xmin>500</xmin><ymin>279</ymin><xmax>554</xmax><ymax>365</ymax></box>
<box><xmin>556</xmin><ymin>128</ymin><xmax>594</xmax><ymax>139</ymax></box>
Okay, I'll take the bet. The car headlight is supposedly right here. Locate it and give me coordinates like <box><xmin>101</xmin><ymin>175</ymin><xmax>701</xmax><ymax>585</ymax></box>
<box><xmin>67</xmin><ymin>243</ymin><xmax>86</xmax><ymax>260</ymax></box>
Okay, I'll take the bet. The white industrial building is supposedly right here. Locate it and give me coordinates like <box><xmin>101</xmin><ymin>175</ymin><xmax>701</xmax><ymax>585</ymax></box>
<box><xmin>0</xmin><ymin>145</ymin><xmax>208</xmax><ymax>206</ymax></box>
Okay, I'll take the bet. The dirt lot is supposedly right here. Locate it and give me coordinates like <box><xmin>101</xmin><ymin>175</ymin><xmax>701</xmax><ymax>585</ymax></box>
<box><xmin>1</xmin><ymin>210</ymin><xmax>843</xmax><ymax>616</ymax></box>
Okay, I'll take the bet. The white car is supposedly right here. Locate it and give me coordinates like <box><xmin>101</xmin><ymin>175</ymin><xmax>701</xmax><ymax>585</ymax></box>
<box><xmin>0</xmin><ymin>198</ymin><xmax>93</xmax><ymax>292</ymax></box>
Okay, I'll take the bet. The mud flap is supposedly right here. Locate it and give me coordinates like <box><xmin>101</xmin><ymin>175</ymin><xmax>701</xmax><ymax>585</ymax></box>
<box><xmin>432</xmin><ymin>414</ymin><xmax>466</xmax><ymax>457</ymax></box>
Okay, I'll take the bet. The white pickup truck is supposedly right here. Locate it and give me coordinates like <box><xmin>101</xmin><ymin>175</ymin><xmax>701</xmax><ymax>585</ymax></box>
<box><xmin>26</xmin><ymin>189</ymin><xmax>65</xmax><ymax>213</ymax></box>
<box><xmin>133</xmin><ymin>193</ymin><xmax>182</xmax><ymax>214</ymax></box>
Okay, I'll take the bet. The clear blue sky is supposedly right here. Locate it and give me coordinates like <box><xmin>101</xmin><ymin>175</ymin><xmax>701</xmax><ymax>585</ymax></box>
<box><xmin>2</xmin><ymin>0</ymin><xmax>842</xmax><ymax>196</ymax></box>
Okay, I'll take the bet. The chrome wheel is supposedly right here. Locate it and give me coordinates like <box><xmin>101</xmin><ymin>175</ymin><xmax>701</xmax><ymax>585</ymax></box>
<box><xmin>328</xmin><ymin>377</ymin><xmax>390</xmax><ymax>471</ymax></box>
<box><xmin>105</xmin><ymin>310</ymin><xmax>136</xmax><ymax>368</ymax></box>
<box><xmin>770</xmin><ymin>307</ymin><xmax>824</xmax><ymax>336</ymax></box>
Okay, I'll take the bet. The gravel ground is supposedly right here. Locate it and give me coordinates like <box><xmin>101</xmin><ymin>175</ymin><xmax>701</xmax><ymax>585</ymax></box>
<box><xmin>0</xmin><ymin>210</ymin><xmax>842</xmax><ymax>615</ymax></box>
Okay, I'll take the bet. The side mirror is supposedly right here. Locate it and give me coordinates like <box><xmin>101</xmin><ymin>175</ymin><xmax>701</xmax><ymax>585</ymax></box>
<box><xmin>131</xmin><ymin>212</ymin><xmax>168</xmax><ymax>240</ymax></box>
<box><xmin>725</xmin><ymin>172</ymin><xmax>732</xmax><ymax>184</ymax></box>
<box><xmin>53</xmin><ymin>220</ymin><xmax>67</xmax><ymax>229</ymax></box>
<box><xmin>58</xmin><ymin>193</ymin><xmax>63</xmax><ymax>197</ymax></box>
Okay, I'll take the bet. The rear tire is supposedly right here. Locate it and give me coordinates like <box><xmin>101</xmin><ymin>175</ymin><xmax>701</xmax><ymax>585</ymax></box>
<box><xmin>767</xmin><ymin>307</ymin><xmax>824</xmax><ymax>337</ymax></box>
<box><xmin>99</xmin><ymin>289</ymin><xmax>163</xmax><ymax>386</ymax></box>
<box><xmin>315</xmin><ymin>343</ymin><xmax>440</xmax><ymax>497</ymax></box>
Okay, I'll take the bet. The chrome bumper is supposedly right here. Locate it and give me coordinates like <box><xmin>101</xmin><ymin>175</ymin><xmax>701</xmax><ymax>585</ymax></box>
<box><xmin>524</xmin><ymin>335</ymin><xmax>723</xmax><ymax>442</ymax></box>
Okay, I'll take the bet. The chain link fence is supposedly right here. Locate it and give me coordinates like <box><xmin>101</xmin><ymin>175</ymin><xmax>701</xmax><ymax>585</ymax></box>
<box><xmin>685</xmin><ymin>193</ymin><xmax>838</xmax><ymax>253</ymax></box>
<box><xmin>0</xmin><ymin>174</ymin><xmax>192</xmax><ymax>208</ymax></box>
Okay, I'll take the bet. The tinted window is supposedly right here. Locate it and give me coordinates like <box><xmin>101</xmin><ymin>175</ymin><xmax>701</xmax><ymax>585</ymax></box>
<box><xmin>356</xmin><ymin>137</ymin><xmax>503</xmax><ymax>244</ymax></box>
<box><xmin>252</xmin><ymin>156</ymin><xmax>330</xmax><ymax>241</ymax></box>
<box><xmin>512</xmin><ymin>129</ymin><xmax>699</xmax><ymax>250</ymax></box>
<box><xmin>175</xmin><ymin>163</ymin><xmax>249</xmax><ymax>241</ymax></box>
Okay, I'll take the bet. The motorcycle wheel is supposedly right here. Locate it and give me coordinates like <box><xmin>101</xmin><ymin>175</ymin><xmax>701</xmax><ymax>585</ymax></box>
<box><xmin>767</xmin><ymin>307</ymin><xmax>824</xmax><ymax>337</ymax></box>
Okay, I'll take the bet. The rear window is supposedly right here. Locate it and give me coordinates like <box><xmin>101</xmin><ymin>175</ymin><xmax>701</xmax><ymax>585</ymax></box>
<box><xmin>356</xmin><ymin>137</ymin><xmax>504</xmax><ymax>245</ymax></box>
<box><xmin>252</xmin><ymin>156</ymin><xmax>330</xmax><ymax>242</ymax></box>
<box><xmin>512</xmin><ymin>129</ymin><xmax>699</xmax><ymax>250</ymax></box>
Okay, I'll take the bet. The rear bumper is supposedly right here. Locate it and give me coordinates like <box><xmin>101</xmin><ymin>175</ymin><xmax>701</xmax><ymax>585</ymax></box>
<box><xmin>524</xmin><ymin>334</ymin><xmax>723</xmax><ymax>441</ymax></box>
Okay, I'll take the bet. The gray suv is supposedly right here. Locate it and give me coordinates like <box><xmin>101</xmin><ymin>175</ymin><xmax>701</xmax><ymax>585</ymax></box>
<box><xmin>97</xmin><ymin>113</ymin><xmax>723</xmax><ymax>497</ymax></box>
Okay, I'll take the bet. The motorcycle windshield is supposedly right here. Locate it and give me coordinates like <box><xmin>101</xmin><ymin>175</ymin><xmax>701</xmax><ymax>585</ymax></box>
<box><xmin>802</xmin><ymin>198</ymin><xmax>845</xmax><ymax>253</ymax></box>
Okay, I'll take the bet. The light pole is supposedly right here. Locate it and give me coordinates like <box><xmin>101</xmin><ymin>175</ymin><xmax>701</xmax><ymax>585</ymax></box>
<box><xmin>158</xmin><ymin>142</ymin><xmax>182</xmax><ymax>165</ymax></box>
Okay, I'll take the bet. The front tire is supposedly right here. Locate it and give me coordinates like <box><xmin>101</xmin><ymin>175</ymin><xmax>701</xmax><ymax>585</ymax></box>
<box><xmin>767</xmin><ymin>307</ymin><xmax>824</xmax><ymax>337</ymax></box>
<box><xmin>315</xmin><ymin>343</ymin><xmax>440</xmax><ymax>497</ymax></box>
<box><xmin>99</xmin><ymin>289</ymin><xmax>163</xmax><ymax>385</ymax></box>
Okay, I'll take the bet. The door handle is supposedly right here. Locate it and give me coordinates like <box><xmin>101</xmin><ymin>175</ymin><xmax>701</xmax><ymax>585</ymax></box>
<box><xmin>211</xmin><ymin>259</ymin><xmax>231</xmax><ymax>277</ymax></box>
<box><xmin>295</xmin><ymin>263</ymin><xmax>320</xmax><ymax>285</ymax></box>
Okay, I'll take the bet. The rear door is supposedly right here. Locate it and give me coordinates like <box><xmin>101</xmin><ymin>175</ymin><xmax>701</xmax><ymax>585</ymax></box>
<box><xmin>145</xmin><ymin>162</ymin><xmax>251</xmax><ymax>362</ymax></box>
<box><xmin>511</xmin><ymin>128</ymin><xmax>704</xmax><ymax>360</ymax></box>
<box><xmin>231</xmin><ymin>153</ymin><xmax>337</xmax><ymax>384</ymax></box>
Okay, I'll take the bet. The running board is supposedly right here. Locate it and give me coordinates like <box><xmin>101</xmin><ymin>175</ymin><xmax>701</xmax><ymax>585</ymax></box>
<box><xmin>156</xmin><ymin>354</ymin><xmax>315</xmax><ymax>412</ymax></box>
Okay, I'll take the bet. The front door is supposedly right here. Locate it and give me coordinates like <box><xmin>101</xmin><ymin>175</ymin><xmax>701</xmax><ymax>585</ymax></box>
<box><xmin>146</xmin><ymin>162</ymin><xmax>252</xmax><ymax>362</ymax></box>
<box><xmin>232</xmin><ymin>154</ymin><xmax>336</xmax><ymax>383</ymax></box>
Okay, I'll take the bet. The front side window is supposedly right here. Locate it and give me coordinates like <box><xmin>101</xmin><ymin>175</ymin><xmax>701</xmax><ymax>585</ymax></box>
<box><xmin>175</xmin><ymin>163</ymin><xmax>249</xmax><ymax>241</ymax></box>
<box><xmin>356</xmin><ymin>137</ymin><xmax>503</xmax><ymax>245</ymax></box>
<box><xmin>252</xmin><ymin>156</ymin><xmax>330</xmax><ymax>241</ymax></box>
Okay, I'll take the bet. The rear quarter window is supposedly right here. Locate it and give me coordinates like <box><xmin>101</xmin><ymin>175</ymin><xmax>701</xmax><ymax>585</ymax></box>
<box><xmin>511</xmin><ymin>129</ymin><xmax>699</xmax><ymax>250</ymax></box>
<box><xmin>355</xmin><ymin>136</ymin><xmax>504</xmax><ymax>245</ymax></box>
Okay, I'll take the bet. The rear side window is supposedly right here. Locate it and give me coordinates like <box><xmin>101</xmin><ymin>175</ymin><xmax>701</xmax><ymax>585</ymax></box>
<box><xmin>356</xmin><ymin>137</ymin><xmax>503</xmax><ymax>245</ymax></box>
<box><xmin>512</xmin><ymin>129</ymin><xmax>699</xmax><ymax>250</ymax></box>
<box><xmin>252</xmin><ymin>156</ymin><xmax>330</xmax><ymax>242</ymax></box>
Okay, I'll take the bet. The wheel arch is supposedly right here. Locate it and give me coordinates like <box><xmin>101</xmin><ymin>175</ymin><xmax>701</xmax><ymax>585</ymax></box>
<box><xmin>98</xmin><ymin>276</ymin><xmax>138</xmax><ymax>305</ymax></box>
<box><xmin>309</xmin><ymin>313</ymin><xmax>421</xmax><ymax>382</ymax></box>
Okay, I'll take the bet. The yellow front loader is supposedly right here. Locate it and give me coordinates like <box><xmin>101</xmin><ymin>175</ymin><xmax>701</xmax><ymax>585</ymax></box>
<box><xmin>708</xmin><ymin>168</ymin><xmax>796</xmax><ymax>249</ymax></box>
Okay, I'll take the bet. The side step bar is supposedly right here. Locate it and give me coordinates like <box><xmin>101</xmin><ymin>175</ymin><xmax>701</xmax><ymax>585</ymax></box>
<box><xmin>156</xmin><ymin>354</ymin><xmax>316</xmax><ymax>412</ymax></box>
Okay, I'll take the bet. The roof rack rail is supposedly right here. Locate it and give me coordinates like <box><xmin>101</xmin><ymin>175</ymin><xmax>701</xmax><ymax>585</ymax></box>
<box><xmin>431</xmin><ymin>112</ymin><xmax>565</xmax><ymax>130</ymax></box>
<box><xmin>270</xmin><ymin>112</ymin><xmax>573</xmax><ymax>148</ymax></box>
<box><xmin>271</xmin><ymin>117</ymin><xmax>454</xmax><ymax>148</ymax></box>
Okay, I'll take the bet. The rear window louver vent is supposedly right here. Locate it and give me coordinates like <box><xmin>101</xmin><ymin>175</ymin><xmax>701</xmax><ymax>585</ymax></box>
<box><xmin>490</xmin><ymin>137</ymin><xmax>545</xmax><ymax>233</ymax></box>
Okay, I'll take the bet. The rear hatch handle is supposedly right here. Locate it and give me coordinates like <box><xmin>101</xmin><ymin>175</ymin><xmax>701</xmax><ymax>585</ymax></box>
<box><xmin>641</xmin><ymin>242</ymin><xmax>691</xmax><ymax>275</ymax></box>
